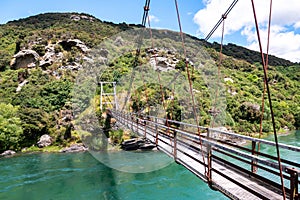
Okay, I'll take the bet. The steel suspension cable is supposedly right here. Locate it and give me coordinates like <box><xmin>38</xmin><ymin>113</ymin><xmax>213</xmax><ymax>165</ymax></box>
<box><xmin>250</xmin><ymin>0</ymin><xmax>286</xmax><ymax>199</ymax></box>
<box><xmin>142</xmin><ymin>0</ymin><xmax>151</xmax><ymax>26</ymax></box>
<box><xmin>174</xmin><ymin>0</ymin><xmax>207</xmax><ymax>175</ymax></box>
<box><xmin>211</xmin><ymin>15</ymin><xmax>226</xmax><ymax>128</ymax></box>
<box><xmin>207</xmin><ymin>13</ymin><xmax>226</xmax><ymax>185</ymax></box>
<box><xmin>205</xmin><ymin>0</ymin><xmax>239</xmax><ymax>41</ymax></box>
<box><xmin>257</xmin><ymin>0</ymin><xmax>273</xmax><ymax>167</ymax></box>
<box><xmin>121</xmin><ymin>0</ymin><xmax>150</xmax><ymax>112</ymax></box>
<box><xmin>146</xmin><ymin>12</ymin><xmax>174</xmax><ymax>148</ymax></box>
<box><xmin>137</xmin><ymin>0</ymin><xmax>152</xmax><ymax>138</ymax></box>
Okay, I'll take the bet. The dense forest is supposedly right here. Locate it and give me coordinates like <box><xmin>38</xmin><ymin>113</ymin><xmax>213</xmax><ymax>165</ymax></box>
<box><xmin>0</xmin><ymin>12</ymin><xmax>299</xmax><ymax>153</ymax></box>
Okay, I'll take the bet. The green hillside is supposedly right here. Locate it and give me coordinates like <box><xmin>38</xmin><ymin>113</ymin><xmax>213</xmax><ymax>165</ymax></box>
<box><xmin>0</xmin><ymin>12</ymin><xmax>299</xmax><ymax>153</ymax></box>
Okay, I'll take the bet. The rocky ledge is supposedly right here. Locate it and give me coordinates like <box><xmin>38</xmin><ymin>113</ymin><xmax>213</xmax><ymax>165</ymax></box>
<box><xmin>121</xmin><ymin>137</ymin><xmax>157</xmax><ymax>151</ymax></box>
<box><xmin>0</xmin><ymin>150</ymin><xmax>16</xmax><ymax>157</ymax></box>
<box><xmin>60</xmin><ymin>143</ymin><xmax>88</xmax><ymax>153</ymax></box>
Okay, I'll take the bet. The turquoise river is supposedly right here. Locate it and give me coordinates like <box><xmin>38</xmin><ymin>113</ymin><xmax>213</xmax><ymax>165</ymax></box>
<box><xmin>0</xmin><ymin>131</ymin><xmax>299</xmax><ymax>200</ymax></box>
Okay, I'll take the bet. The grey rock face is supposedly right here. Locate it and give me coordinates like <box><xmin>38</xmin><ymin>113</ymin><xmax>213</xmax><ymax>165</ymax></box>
<box><xmin>10</xmin><ymin>50</ymin><xmax>40</xmax><ymax>69</ymax></box>
<box><xmin>1</xmin><ymin>150</ymin><xmax>16</xmax><ymax>157</ymax></box>
<box><xmin>37</xmin><ymin>134</ymin><xmax>53</xmax><ymax>148</ymax></box>
<box><xmin>60</xmin><ymin>144</ymin><xmax>88</xmax><ymax>153</ymax></box>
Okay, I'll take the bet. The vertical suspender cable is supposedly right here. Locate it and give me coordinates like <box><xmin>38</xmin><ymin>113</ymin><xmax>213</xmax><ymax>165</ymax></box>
<box><xmin>147</xmin><ymin>12</ymin><xmax>174</xmax><ymax>148</ymax></box>
<box><xmin>250</xmin><ymin>1</ymin><xmax>286</xmax><ymax>199</ymax></box>
<box><xmin>174</xmin><ymin>0</ymin><xmax>207</xmax><ymax>175</ymax></box>
<box><xmin>257</xmin><ymin>0</ymin><xmax>273</xmax><ymax>166</ymax></box>
<box><xmin>121</xmin><ymin>0</ymin><xmax>150</xmax><ymax>112</ymax></box>
<box><xmin>211</xmin><ymin>15</ymin><xmax>226</xmax><ymax>128</ymax></box>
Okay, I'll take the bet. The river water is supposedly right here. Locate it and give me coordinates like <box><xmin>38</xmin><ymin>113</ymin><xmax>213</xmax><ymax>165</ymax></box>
<box><xmin>0</xmin><ymin>130</ymin><xmax>298</xmax><ymax>200</ymax></box>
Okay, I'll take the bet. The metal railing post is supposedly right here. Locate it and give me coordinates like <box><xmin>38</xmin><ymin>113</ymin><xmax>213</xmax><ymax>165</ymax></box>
<box><xmin>136</xmin><ymin>115</ymin><xmax>139</xmax><ymax>134</ymax></box>
<box><xmin>286</xmin><ymin>168</ymin><xmax>299</xmax><ymax>200</ymax></box>
<box><xmin>251</xmin><ymin>141</ymin><xmax>258</xmax><ymax>173</ymax></box>
<box><xmin>131</xmin><ymin>113</ymin><xmax>133</xmax><ymax>131</ymax></box>
<box><xmin>155</xmin><ymin>118</ymin><xmax>158</xmax><ymax>145</ymax></box>
<box><xmin>173</xmin><ymin>130</ymin><xmax>177</xmax><ymax>161</ymax></box>
<box><xmin>207</xmin><ymin>128</ymin><xmax>212</xmax><ymax>186</ymax></box>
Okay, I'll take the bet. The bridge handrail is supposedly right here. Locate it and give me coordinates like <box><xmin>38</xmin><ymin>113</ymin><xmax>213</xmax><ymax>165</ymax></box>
<box><xmin>208</xmin><ymin>127</ymin><xmax>300</xmax><ymax>152</ymax></box>
<box><xmin>112</xmin><ymin>110</ymin><xmax>300</xmax><ymax>153</ymax></box>
<box><xmin>113</xmin><ymin>110</ymin><xmax>300</xmax><ymax>175</ymax></box>
<box><xmin>131</xmin><ymin>112</ymin><xmax>208</xmax><ymax>131</ymax></box>
<box><xmin>143</xmin><ymin>119</ymin><xmax>297</xmax><ymax>172</ymax></box>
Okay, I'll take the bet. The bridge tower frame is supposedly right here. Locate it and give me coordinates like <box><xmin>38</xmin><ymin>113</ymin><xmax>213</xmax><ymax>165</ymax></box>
<box><xmin>99</xmin><ymin>81</ymin><xmax>118</xmax><ymax>111</ymax></box>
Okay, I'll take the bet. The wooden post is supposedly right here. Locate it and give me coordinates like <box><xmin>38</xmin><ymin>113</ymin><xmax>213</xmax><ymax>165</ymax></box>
<box><xmin>286</xmin><ymin>168</ymin><xmax>299</xmax><ymax>200</ymax></box>
<box><xmin>251</xmin><ymin>141</ymin><xmax>258</xmax><ymax>173</ymax></box>
<box><xmin>207</xmin><ymin>128</ymin><xmax>212</xmax><ymax>187</ymax></box>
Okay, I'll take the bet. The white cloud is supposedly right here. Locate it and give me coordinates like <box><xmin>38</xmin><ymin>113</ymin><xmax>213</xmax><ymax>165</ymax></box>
<box><xmin>294</xmin><ymin>21</ymin><xmax>300</xmax><ymax>29</ymax></box>
<box><xmin>148</xmin><ymin>15</ymin><xmax>159</xmax><ymax>23</ymax></box>
<box><xmin>193</xmin><ymin>0</ymin><xmax>300</xmax><ymax>62</ymax></box>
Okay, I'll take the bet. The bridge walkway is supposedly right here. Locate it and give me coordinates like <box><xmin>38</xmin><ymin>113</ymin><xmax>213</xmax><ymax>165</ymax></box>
<box><xmin>111</xmin><ymin>110</ymin><xmax>300</xmax><ymax>200</ymax></box>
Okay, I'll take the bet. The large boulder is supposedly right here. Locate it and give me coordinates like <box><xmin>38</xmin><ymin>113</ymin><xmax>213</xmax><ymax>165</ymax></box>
<box><xmin>1</xmin><ymin>150</ymin><xmax>16</xmax><ymax>157</ymax></box>
<box><xmin>58</xmin><ymin>39</ymin><xmax>89</xmax><ymax>53</ymax></box>
<box><xmin>10</xmin><ymin>50</ymin><xmax>40</xmax><ymax>69</ymax></box>
<box><xmin>37</xmin><ymin>134</ymin><xmax>53</xmax><ymax>148</ymax></box>
<box><xmin>121</xmin><ymin>137</ymin><xmax>156</xmax><ymax>151</ymax></box>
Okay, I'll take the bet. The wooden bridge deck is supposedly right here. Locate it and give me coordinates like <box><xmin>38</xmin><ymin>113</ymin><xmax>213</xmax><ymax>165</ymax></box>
<box><xmin>111</xmin><ymin>110</ymin><xmax>300</xmax><ymax>200</ymax></box>
<box><xmin>137</xmin><ymin>124</ymin><xmax>283</xmax><ymax>200</ymax></box>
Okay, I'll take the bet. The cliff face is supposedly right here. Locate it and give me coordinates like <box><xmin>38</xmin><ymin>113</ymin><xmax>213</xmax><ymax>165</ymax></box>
<box><xmin>0</xmin><ymin>12</ymin><xmax>299</xmax><ymax>153</ymax></box>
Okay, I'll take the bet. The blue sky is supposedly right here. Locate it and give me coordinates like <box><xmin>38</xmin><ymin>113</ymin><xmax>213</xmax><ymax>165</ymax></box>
<box><xmin>0</xmin><ymin>0</ymin><xmax>202</xmax><ymax>36</ymax></box>
<box><xmin>1</xmin><ymin>0</ymin><xmax>299</xmax><ymax>62</ymax></box>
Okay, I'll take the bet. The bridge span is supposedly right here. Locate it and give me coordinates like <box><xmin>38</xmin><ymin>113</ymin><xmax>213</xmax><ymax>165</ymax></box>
<box><xmin>110</xmin><ymin>110</ymin><xmax>300</xmax><ymax>200</ymax></box>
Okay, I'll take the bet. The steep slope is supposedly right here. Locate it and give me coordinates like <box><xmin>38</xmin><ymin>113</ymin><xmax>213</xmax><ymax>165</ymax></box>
<box><xmin>0</xmin><ymin>12</ymin><xmax>299</xmax><ymax>153</ymax></box>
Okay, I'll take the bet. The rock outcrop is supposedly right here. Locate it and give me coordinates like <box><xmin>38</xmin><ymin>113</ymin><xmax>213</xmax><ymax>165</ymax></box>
<box><xmin>0</xmin><ymin>150</ymin><xmax>16</xmax><ymax>157</ymax></box>
<box><xmin>60</xmin><ymin>143</ymin><xmax>88</xmax><ymax>153</ymax></box>
<box><xmin>70</xmin><ymin>14</ymin><xmax>95</xmax><ymax>22</ymax></box>
<box><xmin>58</xmin><ymin>39</ymin><xmax>89</xmax><ymax>53</ymax></box>
<box><xmin>10</xmin><ymin>50</ymin><xmax>40</xmax><ymax>69</ymax></box>
<box><xmin>210</xmin><ymin>127</ymin><xmax>246</xmax><ymax>144</ymax></box>
<box><xmin>148</xmin><ymin>48</ymin><xmax>180</xmax><ymax>72</ymax></box>
<box><xmin>37</xmin><ymin>134</ymin><xmax>53</xmax><ymax>148</ymax></box>
<box><xmin>121</xmin><ymin>137</ymin><xmax>156</xmax><ymax>151</ymax></box>
<box><xmin>39</xmin><ymin>44</ymin><xmax>63</xmax><ymax>69</ymax></box>
<box><xmin>16</xmin><ymin>80</ymin><xmax>29</xmax><ymax>92</ymax></box>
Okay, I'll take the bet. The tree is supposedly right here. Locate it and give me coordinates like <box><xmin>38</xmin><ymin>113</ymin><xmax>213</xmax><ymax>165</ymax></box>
<box><xmin>0</xmin><ymin>103</ymin><xmax>24</xmax><ymax>152</ymax></box>
<box><xmin>18</xmin><ymin>107</ymin><xmax>50</xmax><ymax>147</ymax></box>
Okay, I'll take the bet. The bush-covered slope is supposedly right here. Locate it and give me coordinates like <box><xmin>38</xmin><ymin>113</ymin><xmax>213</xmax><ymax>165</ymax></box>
<box><xmin>0</xmin><ymin>12</ymin><xmax>299</xmax><ymax>152</ymax></box>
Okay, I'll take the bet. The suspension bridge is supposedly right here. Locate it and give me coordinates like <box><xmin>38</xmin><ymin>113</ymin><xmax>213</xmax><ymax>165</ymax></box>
<box><xmin>105</xmin><ymin>109</ymin><xmax>299</xmax><ymax>200</ymax></box>
<box><xmin>94</xmin><ymin>0</ymin><xmax>300</xmax><ymax>199</ymax></box>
